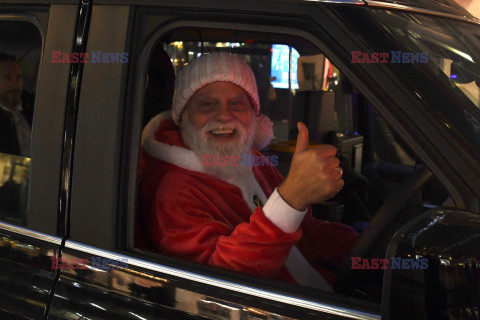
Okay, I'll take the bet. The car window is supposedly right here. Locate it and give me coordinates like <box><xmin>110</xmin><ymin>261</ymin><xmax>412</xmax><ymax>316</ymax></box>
<box><xmin>343</xmin><ymin>9</ymin><xmax>480</xmax><ymax>155</ymax></box>
<box><xmin>0</xmin><ymin>21</ymin><xmax>41</xmax><ymax>226</ymax></box>
<box><xmin>133</xmin><ymin>26</ymin><xmax>454</xmax><ymax>304</ymax></box>
<box><xmin>379</xmin><ymin>12</ymin><xmax>480</xmax><ymax>110</ymax></box>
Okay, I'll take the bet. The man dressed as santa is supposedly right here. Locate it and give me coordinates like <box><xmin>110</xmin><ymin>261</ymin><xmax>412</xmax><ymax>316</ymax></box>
<box><xmin>137</xmin><ymin>53</ymin><xmax>358</xmax><ymax>290</ymax></box>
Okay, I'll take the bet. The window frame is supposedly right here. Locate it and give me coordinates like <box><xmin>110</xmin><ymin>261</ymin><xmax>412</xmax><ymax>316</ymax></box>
<box><xmin>0</xmin><ymin>8</ymin><xmax>73</xmax><ymax>235</ymax></box>
<box><xmin>119</xmin><ymin>14</ymin><xmax>385</xmax><ymax>319</ymax></box>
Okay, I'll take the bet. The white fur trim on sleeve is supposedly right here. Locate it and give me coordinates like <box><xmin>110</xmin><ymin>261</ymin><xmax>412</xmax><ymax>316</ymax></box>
<box><xmin>263</xmin><ymin>188</ymin><xmax>307</xmax><ymax>233</ymax></box>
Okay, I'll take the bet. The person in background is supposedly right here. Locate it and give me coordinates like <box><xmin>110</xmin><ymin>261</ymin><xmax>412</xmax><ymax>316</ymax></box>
<box><xmin>0</xmin><ymin>52</ymin><xmax>31</xmax><ymax>157</ymax></box>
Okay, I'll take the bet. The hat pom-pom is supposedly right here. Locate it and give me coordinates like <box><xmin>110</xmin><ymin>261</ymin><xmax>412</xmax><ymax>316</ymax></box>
<box><xmin>253</xmin><ymin>114</ymin><xmax>274</xmax><ymax>150</ymax></box>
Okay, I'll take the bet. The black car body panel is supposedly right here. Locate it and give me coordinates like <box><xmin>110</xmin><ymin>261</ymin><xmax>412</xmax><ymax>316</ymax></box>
<box><xmin>383</xmin><ymin>208</ymin><xmax>480</xmax><ymax>319</ymax></box>
<box><xmin>48</xmin><ymin>242</ymin><xmax>380</xmax><ymax>319</ymax></box>
<box><xmin>0</xmin><ymin>222</ymin><xmax>62</xmax><ymax>319</ymax></box>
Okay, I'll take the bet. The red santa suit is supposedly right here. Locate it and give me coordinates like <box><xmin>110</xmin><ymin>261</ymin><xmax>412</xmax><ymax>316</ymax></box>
<box><xmin>136</xmin><ymin>111</ymin><xmax>358</xmax><ymax>289</ymax></box>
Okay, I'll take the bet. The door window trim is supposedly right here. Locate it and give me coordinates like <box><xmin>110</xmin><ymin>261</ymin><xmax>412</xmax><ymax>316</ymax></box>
<box><xmin>0</xmin><ymin>220</ymin><xmax>62</xmax><ymax>244</ymax></box>
<box><xmin>65</xmin><ymin>239</ymin><xmax>381</xmax><ymax>319</ymax></box>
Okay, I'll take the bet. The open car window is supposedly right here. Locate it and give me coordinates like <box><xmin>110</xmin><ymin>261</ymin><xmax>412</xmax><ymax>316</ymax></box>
<box><xmin>133</xmin><ymin>26</ymin><xmax>453</xmax><ymax>305</ymax></box>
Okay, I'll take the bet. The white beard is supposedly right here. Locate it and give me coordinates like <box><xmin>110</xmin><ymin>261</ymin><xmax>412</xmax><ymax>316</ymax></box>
<box><xmin>181</xmin><ymin>112</ymin><xmax>266</xmax><ymax>210</ymax></box>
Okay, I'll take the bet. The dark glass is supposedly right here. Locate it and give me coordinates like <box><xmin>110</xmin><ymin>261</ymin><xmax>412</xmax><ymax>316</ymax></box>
<box><xmin>339</xmin><ymin>8</ymin><xmax>480</xmax><ymax>153</ymax></box>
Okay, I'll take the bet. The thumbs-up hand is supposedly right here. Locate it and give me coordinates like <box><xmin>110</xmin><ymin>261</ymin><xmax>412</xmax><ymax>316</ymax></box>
<box><xmin>294</xmin><ymin>121</ymin><xmax>310</xmax><ymax>154</ymax></box>
<box><xmin>278</xmin><ymin>122</ymin><xmax>344</xmax><ymax>211</ymax></box>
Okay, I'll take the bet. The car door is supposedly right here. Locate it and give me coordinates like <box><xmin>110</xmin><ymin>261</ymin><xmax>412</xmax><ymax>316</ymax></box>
<box><xmin>47</xmin><ymin>0</ymin><xmax>480</xmax><ymax>320</ymax></box>
<box><xmin>0</xmin><ymin>2</ymin><xmax>78</xmax><ymax>319</ymax></box>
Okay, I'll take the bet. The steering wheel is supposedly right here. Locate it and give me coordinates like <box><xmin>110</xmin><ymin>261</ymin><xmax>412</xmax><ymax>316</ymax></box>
<box><xmin>333</xmin><ymin>165</ymin><xmax>433</xmax><ymax>294</ymax></box>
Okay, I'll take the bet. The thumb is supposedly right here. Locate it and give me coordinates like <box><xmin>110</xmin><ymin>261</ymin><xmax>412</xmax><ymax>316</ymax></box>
<box><xmin>294</xmin><ymin>122</ymin><xmax>309</xmax><ymax>154</ymax></box>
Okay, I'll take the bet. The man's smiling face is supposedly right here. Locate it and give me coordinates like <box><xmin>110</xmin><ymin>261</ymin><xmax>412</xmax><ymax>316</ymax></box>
<box><xmin>181</xmin><ymin>81</ymin><xmax>256</xmax><ymax>155</ymax></box>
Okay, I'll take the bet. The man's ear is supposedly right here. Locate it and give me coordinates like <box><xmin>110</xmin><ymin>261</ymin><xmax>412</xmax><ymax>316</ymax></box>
<box><xmin>253</xmin><ymin>114</ymin><xmax>273</xmax><ymax>150</ymax></box>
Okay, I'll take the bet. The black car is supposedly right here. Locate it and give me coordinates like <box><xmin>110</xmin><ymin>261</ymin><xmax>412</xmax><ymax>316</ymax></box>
<box><xmin>0</xmin><ymin>0</ymin><xmax>479</xmax><ymax>319</ymax></box>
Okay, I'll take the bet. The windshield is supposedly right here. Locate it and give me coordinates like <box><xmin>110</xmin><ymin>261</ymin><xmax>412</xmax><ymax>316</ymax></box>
<box><xmin>341</xmin><ymin>8</ymin><xmax>480</xmax><ymax>153</ymax></box>
<box><xmin>378</xmin><ymin>12</ymin><xmax>480</xmax><ymax>105</ymax></box>
<box><xmin>380</xmin><ymin>10</ymin><xmax>480</xmax><ymax>150</ymax></box>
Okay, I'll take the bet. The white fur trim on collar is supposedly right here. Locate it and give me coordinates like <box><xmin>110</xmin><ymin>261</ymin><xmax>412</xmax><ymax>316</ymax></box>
<box><xmin>142</xmin><ymin>111</ymin><xmax>268</xmax><ymax>211</ymax></box>
<box><xmin>141</xmin><ymin>111</ymin><xmax>205</xmax><ymax>173</ymax></box>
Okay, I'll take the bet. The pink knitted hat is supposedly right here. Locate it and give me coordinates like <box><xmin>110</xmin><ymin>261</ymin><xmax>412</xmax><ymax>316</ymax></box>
<box><xmin>172</xmin><ymin>53</ymin><xmax>260</xmax><ymax>125</ymax></box>
<box><xmin>172</xmin><ymin>52</ymin><xmax>273</xmax><ymax>149</ymax></box>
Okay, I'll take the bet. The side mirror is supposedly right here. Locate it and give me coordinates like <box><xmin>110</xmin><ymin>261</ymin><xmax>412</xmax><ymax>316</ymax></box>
<box><xmin>382</xmin><ymin>208</ymin><xmax>480</xmax><ymax>319</ymax></box>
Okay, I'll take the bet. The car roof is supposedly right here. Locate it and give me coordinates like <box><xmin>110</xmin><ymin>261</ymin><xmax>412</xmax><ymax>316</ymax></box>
<box><xmin>4</xmin><ymin>0</ymin><xmax>476</xmax><ymax>25</ymax></box>
<box><xmin>84</xmin><ymin>0</ymin><xmax>478</xmax><ymax>25</ymax></box>
<box><xmin>362</xmin><ymin>0</ymin><xmax>475</xmax><ymax>21</ymax></box>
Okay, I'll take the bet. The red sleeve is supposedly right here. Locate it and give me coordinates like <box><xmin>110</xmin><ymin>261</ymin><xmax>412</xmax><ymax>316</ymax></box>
<box><xmin>151</xmin><ymin>188</ymin><xmax>302</xmax><ymax>278</ymax></box>
<box><xmin>297</xmin><ymin>211</ymin><xmax>358</xmax><ymax>269</ymax></box>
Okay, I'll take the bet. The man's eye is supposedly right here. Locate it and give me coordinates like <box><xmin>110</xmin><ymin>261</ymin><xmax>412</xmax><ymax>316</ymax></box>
<box><xmin>198</xmin><ymin>101</ymin><xmax>215</xmax><ymax>111</ymax></box>
<box><xmin>201</xmin><ymin>102</ymin><xmax>214</xmax><ymax>108</ymax></box>
<box><xmin>230</xmin><ymin>100</ymin><xmax>249</xmax><ymax>111</ymax></box>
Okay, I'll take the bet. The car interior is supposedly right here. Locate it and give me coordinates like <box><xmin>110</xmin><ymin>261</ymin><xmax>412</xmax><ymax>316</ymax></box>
<box><xmin>135</xmin><ymin>27</ymin><xmax>453</xmax><ymax>302</ymax></box>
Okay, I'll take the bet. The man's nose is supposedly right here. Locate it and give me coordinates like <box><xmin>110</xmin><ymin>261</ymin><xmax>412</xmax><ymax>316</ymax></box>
<box><xmin>215</xmin><ymin>104</ymin><xmax>233</xmax><ymax>122</ymax></box>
